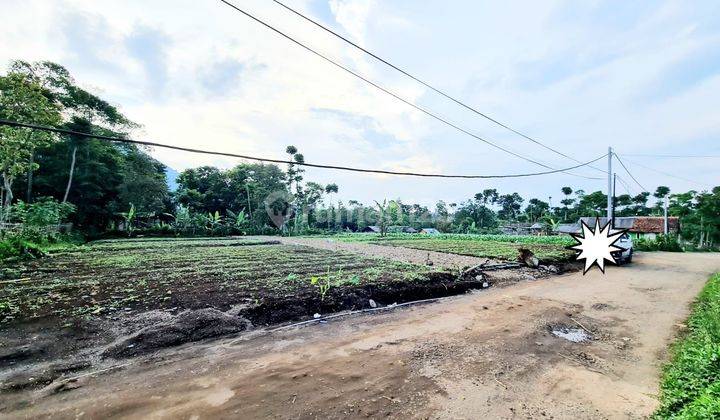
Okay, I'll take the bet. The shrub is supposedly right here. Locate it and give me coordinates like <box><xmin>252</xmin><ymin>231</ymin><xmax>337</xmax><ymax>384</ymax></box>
<box><xmin>654</xmin><ymin>273</ymin><xmax>720</xmax><ymax>419</ymax></box>
<box><xmin>635</xmin><ymin>234</ymin><xmax>683</xmax><ymax>252</ymax></box>
<box><xmin>0</xmin><ymin>235</ymin><xmax>45</xmax><ymax>260</ymax></box>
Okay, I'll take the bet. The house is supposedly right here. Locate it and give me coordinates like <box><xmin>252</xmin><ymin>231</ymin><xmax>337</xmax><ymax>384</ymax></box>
<box><xmin>629</xmin><ymin>217</ymin><xmax>680</xmax><ymax>240</ymax></box>
<box><xmin>360</xmin><ymin>225</ymin><xmax>381</xmax><ymax>233</ymax></box>
<box><xmin>529</xmin><ymin>222</ymin><xmax>546</xmax><ymax>235</ymax></box>
<box><xmin>388</xmin><ymin>226</ymin><xmax>417</xmax><ymax>234</ymax></box>
<box><xmin>499</xmin><ymin>223</ymin><xmax>533</xmax><ymax>235</ymax></box>
<box><xmin>554</xmin><ymin>223</ymin><xmax>581</xmax><ymax>234</ymax></box>
<box><xmin>577</xmin><ymin>216</ymin><xmax>679</xmax><ymax>240</ymax></box>
<box><xmin>420</xmin><ymin>228</ymin><xmax>440</xmax><ymax>235</ymax></box>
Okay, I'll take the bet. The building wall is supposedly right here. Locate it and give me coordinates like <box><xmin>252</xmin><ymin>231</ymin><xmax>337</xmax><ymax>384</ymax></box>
<box><xmin>633</xmin><ymin>232</ymin><xmax>657</xmax><ymax>240</ymax></box>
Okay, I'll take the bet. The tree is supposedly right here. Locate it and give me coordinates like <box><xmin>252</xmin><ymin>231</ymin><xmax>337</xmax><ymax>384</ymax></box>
<box><xmin>374</xmin><ymin>199</ymin><xmax>389</xmax><ymax>236</ymax></box>
<box><xmin>453</xmin><ymin>200</ymin><xmax>497</xmax><ymax>231</ymax></box>
<box><xmin>524</xmin><ymin>198</ymin><xmax>549</xmax><ymax>223</ymax></box>
<box><xmin>117</xmin><ymin>146</ymin><xmax>168</xmax><ymax>213</ymax></box>
<box><xmin>497</xmin><ymin>193</ymin><xmax>524</xmax><ymax>220</ymax></box>
<box><xmin>631</xmin><ymin>192</ymin><xmax>651</xmax><ymax>216</ymax></box>
<box><xmin>654</xmin><ymin>186</ymin><xmax>671</xmax><ymax>199</ymax></box>
<box><xmin>9</xmin><ymin>61</ymin><xmax>137</xmax><ymax>204</ymax></box>
<box><xmin>560</xmin><ymin>187</ymin><xmax>575</xmax><ymax>221</ymax></box>
<box><xmin>577</xmin><ymin>191</ymin><xmax>607</xmax><ymax>216</ymax></box>
<box><xmin>324</xmin><ymin>183</ymin><xmax>339</xmax><ymax>229</ymax></box>
<box><xmin>615</xmin><ymin>194</ymin><xmax>633</xmax><ymax>216</ymax></box>
<box><xmin>475</xmin><ymin>189</ymin><xmax>499</xmax><ymax>206</ymax></box>
<box><xmin>0</xmin><ymin>73</ymin><xmax>61</xmax><ymax>222</ymax></box>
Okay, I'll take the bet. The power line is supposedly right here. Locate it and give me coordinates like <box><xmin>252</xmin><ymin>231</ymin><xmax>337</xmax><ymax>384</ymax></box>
<box><xmin>0</xmin><ymin>119</ymin><xmax>608</xmax><ymax>179</ymax></box>
<box><xmin>619</xmin><ymin>155</ymin><xmax>713</xmax><ymax>188</ymax></box>
<box><xmin>621</xmin><ymin>153</ymin><xmax>720</xmax><ymax>158</ymax></box>
<box><xmin>270</xmin><ymin>0</ymin><xmax>607</xmax><ymax>175</ymax></box>
<box><xmin>615</xmin><ymin>175</ymin><xmax>633</xmax><ymax>195</ymax></box>
<box><xmin>613</xmin><ymin>153</ymin><xmax>648</xmax><ymax>192</ymax></box>
<box><xmin>217</xmin><ymin>0</ymin><xmax>602</xmax><ymax>180</ymax></box>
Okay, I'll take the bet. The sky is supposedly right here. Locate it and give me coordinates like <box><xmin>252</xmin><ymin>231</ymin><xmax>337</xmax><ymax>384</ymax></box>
<box><xmin>2</xmin><ymin>0</ymin><xmax>719</xmax><ymax>208</ymax></box>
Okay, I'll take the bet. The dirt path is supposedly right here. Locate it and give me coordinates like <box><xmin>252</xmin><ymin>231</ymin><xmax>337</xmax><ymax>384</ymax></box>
<box><xmin>2</xmin><ymin>252</ymin><xmax>718</xmax><ymax>419</ymax></box>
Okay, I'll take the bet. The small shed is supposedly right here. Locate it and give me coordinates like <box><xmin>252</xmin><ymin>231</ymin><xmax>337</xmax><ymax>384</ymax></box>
<box><xmin>529</xmin><ymin>222</ymin><xmax>546</xmax><ymax>235</ymax></box>
<box><xmin>554</xmin><ymin>223</ymin><xmax>580</xmax><ymax>234</ymax></box>
<box><xmin>420</xmin><ymin>228</ymin><xmax>440</xmax><ymax>235</ymax></box>
<box><xmin>387</xmin><ymin>226</ymin><xmax>417</xmax><ymax>234</ymax></box>
<box><xmin>360</xmin><ymin>225</ymin><xmax>381</xmax><ymax>233</ymax></box>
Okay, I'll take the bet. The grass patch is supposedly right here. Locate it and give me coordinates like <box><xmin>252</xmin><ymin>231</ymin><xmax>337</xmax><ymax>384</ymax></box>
<box><xmin>654</xmin><ymin>273</ymin><xmax>720</xmax><ymax>419</ymax></box>
<box><xmin>327</xmin><ymin>233</ymin><xmax>574</xmax><ymax>262</ymax></box>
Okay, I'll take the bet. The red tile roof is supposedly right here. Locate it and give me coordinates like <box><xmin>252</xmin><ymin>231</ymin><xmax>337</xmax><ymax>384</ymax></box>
<box><xmin>630</xmin><ymin>217</ymin><xmax>679</xmax><ymax>234</ymax></box>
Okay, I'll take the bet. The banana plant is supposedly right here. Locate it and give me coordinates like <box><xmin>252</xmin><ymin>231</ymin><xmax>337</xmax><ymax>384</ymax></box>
<box><xmin>118</xmin><ymin>203</ymin><xmax>137</xmax><ymax>236</ymax></box>
<box><xmin>205</xmin><ymin>211</ymin><xmax>223</xmax><ymax>232</ymax></box>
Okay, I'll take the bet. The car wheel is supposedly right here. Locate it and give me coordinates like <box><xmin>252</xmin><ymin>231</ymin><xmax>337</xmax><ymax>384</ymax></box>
<box><xmin>626</xmin><ymin>251</ymin><xmax>633</xmax><ymax>264</ymax></box>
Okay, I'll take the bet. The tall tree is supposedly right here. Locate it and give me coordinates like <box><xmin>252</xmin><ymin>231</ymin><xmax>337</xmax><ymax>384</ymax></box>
<box><xmin>497</xmin><ymin>193</ymin><xmax>524</xmax><ymax>220</ymax></box>
<box><xmin>0</xmin><ymin>73</ymin><xmax>61</xmax><ymax>222</ymax></box>
<box><xmin>560</xmin><ymin>186</ymin><xmax>575</xmax><ymax>221</ymax></box>
<box><xmin>9</xmin><ymin>61</ymin><xmax>137</xmax><ymax>203</ymax></box>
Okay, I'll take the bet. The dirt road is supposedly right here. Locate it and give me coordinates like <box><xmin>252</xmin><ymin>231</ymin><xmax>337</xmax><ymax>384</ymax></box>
<box><xmin>2</xmin><ymin>252</ymin><xmax>718</xmax><ymax>419</ymax></box>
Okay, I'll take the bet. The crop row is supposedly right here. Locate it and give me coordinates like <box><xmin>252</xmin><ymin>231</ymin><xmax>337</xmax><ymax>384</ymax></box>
<box><xmin>329</xmin><ymin>232</ymin><xmax>574</xmax><ymax>245</ymax></box>
<box><xmin>370</xmin><ymin>238</ymin><xmax>573</xmax><ymax>262</ymax></box>
<box><xmin>0</xmin><ymin>241</ymin><xmax>438</xmax><ymax>324</ymax></box>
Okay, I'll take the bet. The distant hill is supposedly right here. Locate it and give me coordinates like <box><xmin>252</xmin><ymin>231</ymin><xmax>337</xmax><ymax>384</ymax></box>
<box><xmin>165</xmin><ymin>167</ymin><xmax>179</xmax><ymax>192</ymax></box>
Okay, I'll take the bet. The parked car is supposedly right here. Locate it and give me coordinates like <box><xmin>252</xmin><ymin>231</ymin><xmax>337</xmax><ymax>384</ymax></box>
<box><xmin>612</xmin><ymin>232</ymin><xmax>634</xmax><ymax>264</ymax></box>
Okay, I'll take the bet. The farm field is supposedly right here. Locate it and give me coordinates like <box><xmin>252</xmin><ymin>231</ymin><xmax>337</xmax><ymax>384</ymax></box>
<box><xmin>0</xmin><ymin>237</ymin><xmax>473</xmax><ymax>326</ymax></box>
<box><xmin>0</xmin><ymin>236</ymin><xmax>500</xmax><ymax>382</ymax></box>
<box><xmin>329</xmin><ymin>233</ymin><xmax>575</xmax><ymax>262</ymax></box>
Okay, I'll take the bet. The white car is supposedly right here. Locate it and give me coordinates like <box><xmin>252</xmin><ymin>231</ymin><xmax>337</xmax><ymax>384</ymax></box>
<box><xmin>612</xmin><ymin>232</ymin><xmax>634</xmax><ymax>264</ymax></box>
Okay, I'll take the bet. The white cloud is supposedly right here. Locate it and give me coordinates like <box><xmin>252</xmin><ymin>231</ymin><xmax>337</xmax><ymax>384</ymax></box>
<box><xmin>2</xmin><ymin>0</ymin><xmax>719</xmax><ymax>207</ymax></box>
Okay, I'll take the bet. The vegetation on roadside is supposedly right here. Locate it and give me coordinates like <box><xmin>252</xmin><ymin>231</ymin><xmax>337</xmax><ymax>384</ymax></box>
<box><xmin>0</xmin><ymin>197</ymin><xmax>78</xmax><ymax>260</ymax></box>
<box><xmin>654</xmin><ymin>273</ymin><xmax>720</xmax><ymax>419</ymax></box>
<box><xmin>635</xmin><ymin>234</ymin><xmax>684</xmax><ymax>252</ymax></box>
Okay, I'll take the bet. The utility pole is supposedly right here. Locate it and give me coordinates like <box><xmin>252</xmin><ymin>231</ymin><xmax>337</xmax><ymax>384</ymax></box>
<box><xmin>612</xmin><ymin>173</ymin><xmax>617</xmax><ymax>229</ymax></box>
<box><xmin>607</xmin><ymin>147</ymin><xmax>613</xmax><ymax>223</ymax></box>
<box><xmin>663</xmin><ymin>196</ymin><xmax>669</xmax><ymax>235</ymax></box>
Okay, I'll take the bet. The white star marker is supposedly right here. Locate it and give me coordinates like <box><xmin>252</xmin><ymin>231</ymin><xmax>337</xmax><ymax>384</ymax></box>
<box><xmin>569</xmin><ymin>218</ymin><xmax>628</xmax><ymax>274</ymax></box>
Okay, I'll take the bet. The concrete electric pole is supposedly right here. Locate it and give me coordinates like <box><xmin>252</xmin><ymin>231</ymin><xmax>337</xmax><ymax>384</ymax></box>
<box><xmin>607</xmin><ymin>147</ymin><xmax>613</xmax><ymax>222</ymax></box>
<box><xmin>664</xmin><ymin>196</ymin><xmax>669</xmax><ymax>235</ymax></box>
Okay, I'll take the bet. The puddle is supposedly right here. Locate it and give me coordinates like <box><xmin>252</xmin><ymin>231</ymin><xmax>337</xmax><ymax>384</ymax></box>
<box><xmin>550</xmin><ymin>326</ymin><xmax>591</xmax><ymax>343</ymax></box>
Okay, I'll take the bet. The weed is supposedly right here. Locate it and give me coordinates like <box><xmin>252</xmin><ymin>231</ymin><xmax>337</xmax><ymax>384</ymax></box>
<box><xmin>654</xmin><ymin>273</ymin><xmax>720</xmax><ymax>419</ymax></box>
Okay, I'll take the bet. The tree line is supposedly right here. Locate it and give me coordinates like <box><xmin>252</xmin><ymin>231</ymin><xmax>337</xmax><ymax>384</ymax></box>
<box><xmin>1</xmin><ymin>60</ymin><xmax>718</xmax><ymax>250</ymax></box>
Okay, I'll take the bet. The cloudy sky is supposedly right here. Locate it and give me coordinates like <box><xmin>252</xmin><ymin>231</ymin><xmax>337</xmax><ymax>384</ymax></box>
<box><xmin>3</xmin><ymin>0</ymin><xmax>719</xmax><ymax>207</ymax></box>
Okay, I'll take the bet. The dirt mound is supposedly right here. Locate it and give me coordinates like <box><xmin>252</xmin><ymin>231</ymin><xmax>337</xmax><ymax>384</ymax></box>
<box><xmin>102</xmin><ymin>309</ymin><xmax>251</xmax><ymax>359</ymax></box>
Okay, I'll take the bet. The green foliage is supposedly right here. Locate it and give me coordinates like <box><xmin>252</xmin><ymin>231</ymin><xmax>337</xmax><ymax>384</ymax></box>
<box><xmin>119</xmin><ymin>204</ymin><xmax>137</xmax><ymax>236</ymax></box>
<box><xmin>310</xmin><ymin>272</ymin><xmax>332</xmax><ymax>302</ymax></box>
<box><xmin>0</xmin><ymin>72</ymin><xmax>62</xmax><ymax>220</ymax></box>
<box><xmin>329</xmin><ymin>233</ymin><xmax>574</xmax><ymax>262</ymax></box>
<box><xmin>654</xmin><ymin>273</ymin><xmax>720</xmax><ymax>419</ymax></box>
<box><xmin>9</xmin><ymin>197</ymin><xmax>74</xmax><ymax>227</ymax></box>
<box><xmin>635</xmin><ymin>234</ymin><xmax>683</xmax><ymax>252</ymax></box>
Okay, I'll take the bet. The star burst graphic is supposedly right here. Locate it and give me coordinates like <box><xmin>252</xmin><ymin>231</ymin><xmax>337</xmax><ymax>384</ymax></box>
<box><xmin>569</xmin><ymin>218</ymin><xmax>628</xmax><ymax>274</ymax></box>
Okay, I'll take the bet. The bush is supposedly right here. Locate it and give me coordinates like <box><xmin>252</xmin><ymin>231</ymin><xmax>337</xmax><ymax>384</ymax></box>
<box><xmin>635</xmin><ymin>234</ymin><xmax>683</xmax><ymax>252</ymax></box>
<box><xmin>654</xmin><ymin>273</ymin><xmax>720</xmax><ymax>419</ymax></box>
<box><xmin>0</xmin><ymin>235</ymin><xmax>45</xmax><ymax>260</ymax></box>
<box><xmin>0</xmin><ymin>198</ymin><xmax>78</xmax><ymax>261</ymax></box>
